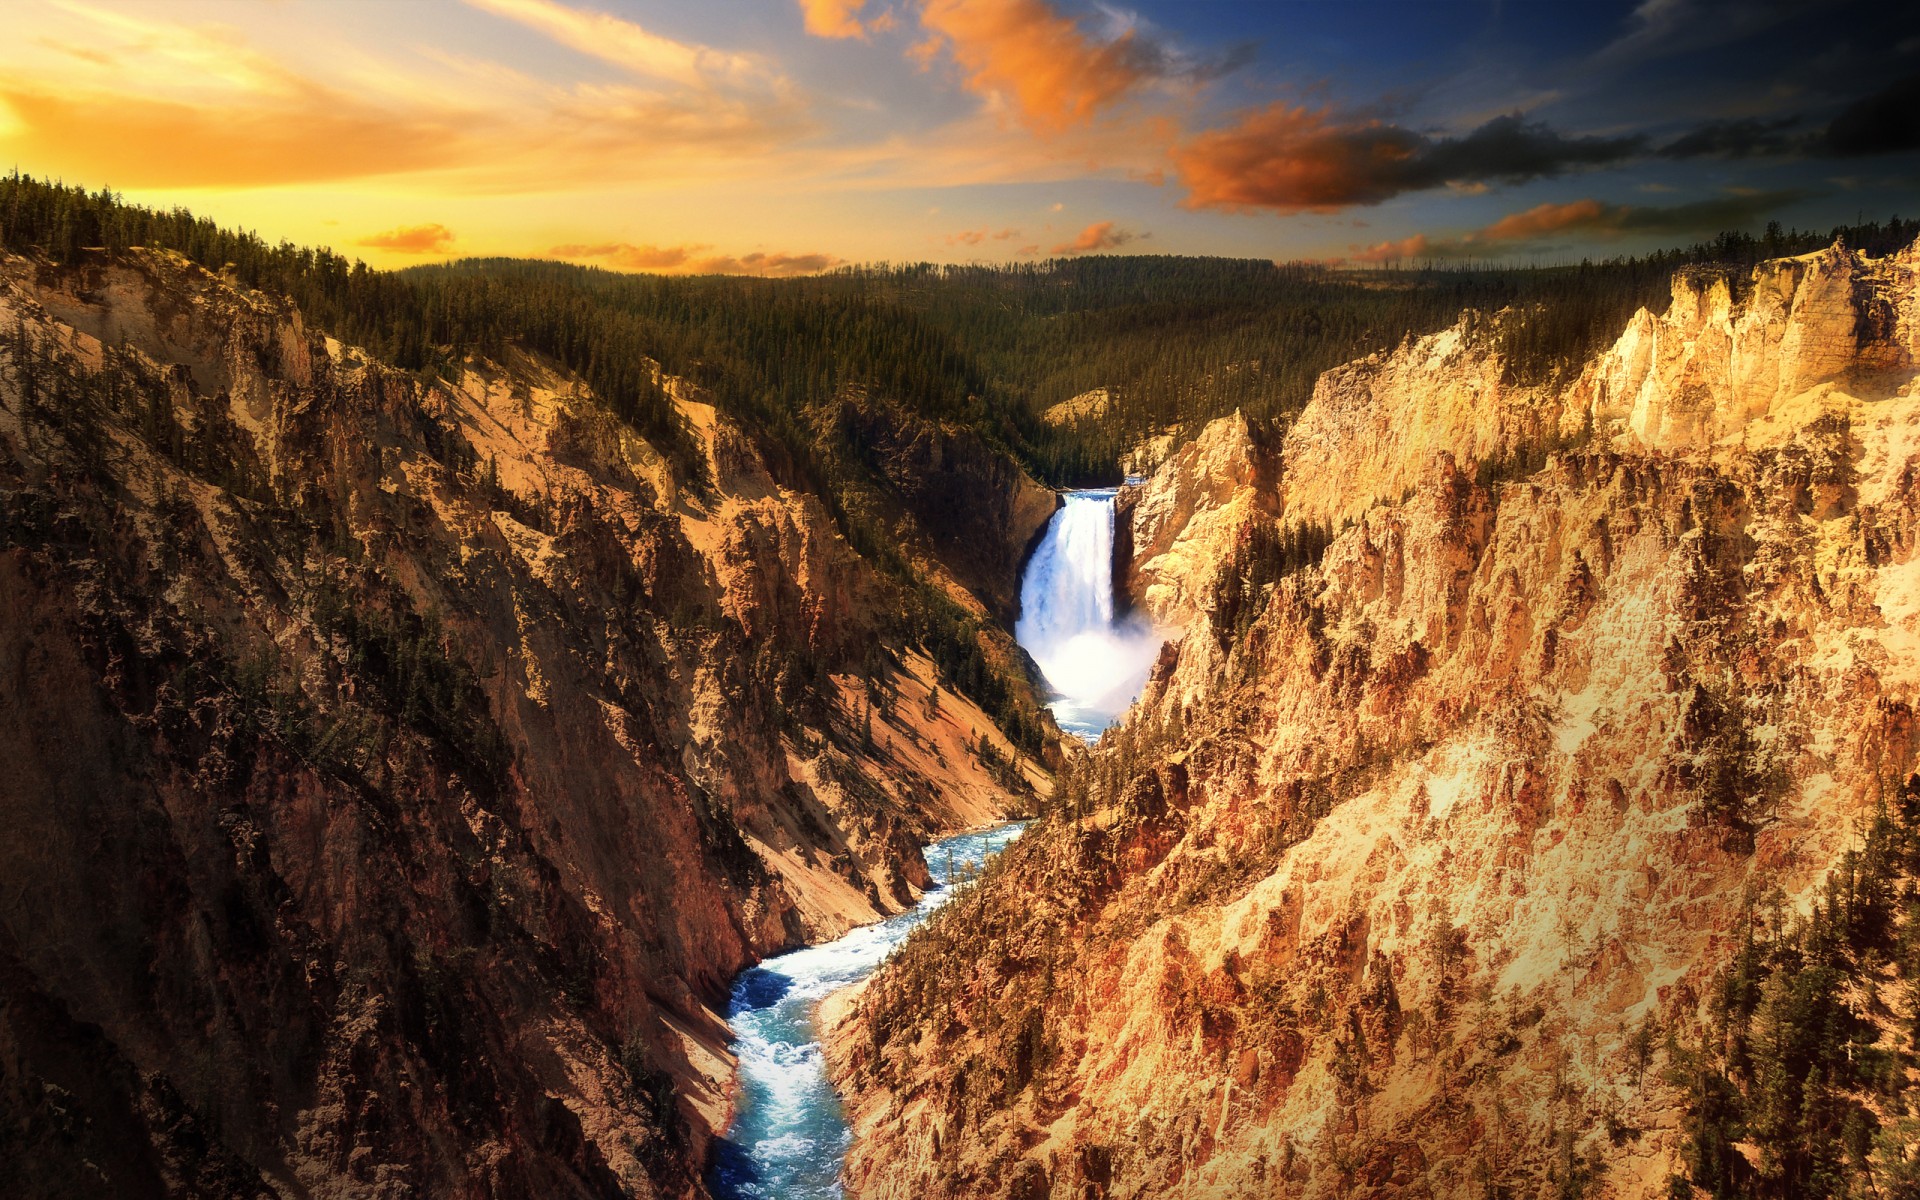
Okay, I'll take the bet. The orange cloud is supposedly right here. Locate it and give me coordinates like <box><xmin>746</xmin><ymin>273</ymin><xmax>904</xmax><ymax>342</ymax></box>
<box><xmin>915</xmin><ymin>0</ymin><xmax>1151</xmax><ymax>134</ymax></box>
<box><xmin>1338</xmin><ymin>189</ymin><xmax>1809</xmax><ymax>264</ymax></box>
<box><xmin>1349</xmin><ymin>234</ymin><xmax>1430</xmax><ymax>263</ymax></box>
<box><xmin>1172</xmin><ymin>106</ymin><xmax>1642</xmax><ymax>213</ymax></box>
<box><xmin>0</xmin><ymin>85</ymin><xmax>464</xmax><ymax>188</ymax></box>
<box><xmin>800</xmin><ymin>0</ymin><xmax>870</xmax><ymax>39</ymax></box>
<box><xmin>1172</xmin><ymin>104</ymin><xmax>1415</xmax><ymax>213</ymax></box>
<box><xmin>943</xmin><ymin>227</ymin><xmax>1022</xmax><ymax>245</ymax></box>
<box><xmin>701</xmin><ymin>250</ymin><xmax>842</xmax><ymax>276</ymax></box>
<box><xmin>1478</xmin><ymin>198</ymin><xmax>1611</xmax><ymax>241</ymax></box>
<box><xmin>0</xmin><ymin>0</ymin><xmax>813</xmax><ymax>197</ymax></box>
<box><xmin>551</xmin><ymin>241</ymin><xmax>698</xmax><ymax>269</ymax></box>
<box><xmin>1052</xmin><ymin>220</ymin><xmax>1137</xmax><ymax>255</ymax></box>
<box><xmin>552</xmin><ymin>242</ymin><xmax>841</xmax><ymax>276</ymax></box>
<box><xmin>358</xmin><ymin>223</ymin><xmax>457</xmax><ymax>253</ymax></box>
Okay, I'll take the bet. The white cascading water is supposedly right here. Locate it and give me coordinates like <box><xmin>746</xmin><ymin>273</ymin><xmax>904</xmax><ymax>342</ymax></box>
<box><xmin>1015</xmin><ymin>488</ymin><xmax>1164</xmax><ymax>740</ymax></box>
<box><xmin>709</xmin><ymin>823</ymin><xmax>1024</xmax><ymax>1199</ymax></box>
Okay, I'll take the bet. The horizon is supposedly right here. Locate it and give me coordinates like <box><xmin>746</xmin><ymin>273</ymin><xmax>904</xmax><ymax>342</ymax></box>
<box><xmin>3</xmin><ymin>0</ymin><xmax>1915</xmax><ymax>276</ymax></box>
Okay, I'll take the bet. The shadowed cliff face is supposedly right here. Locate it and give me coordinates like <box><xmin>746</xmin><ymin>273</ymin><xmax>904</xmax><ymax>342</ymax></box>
<box><xmin>830</xmin><ymin>239</ymin><xmax>1920</xmax><ymax>1199</ymax></box>
<box><xmin>0</xmin><ymin>249</ymin><xmax>1048</xmax><ymax>1198</ymax></box>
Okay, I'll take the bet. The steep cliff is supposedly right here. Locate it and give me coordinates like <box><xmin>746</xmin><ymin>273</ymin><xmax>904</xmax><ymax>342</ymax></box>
<box><xmin>830</xmin><ymin>238</ymin><xmax>1920</xmax><ymax>1199</ymax></box>
<box><xmin>829</xmin><ymin>396</ymin><xmax>1059</xmax><ymax>624</ymax></box>
<box><xmin>0</xmin><ymin>247</ymin><xmax>1046</xmax><ymax>1198</ymax></box>
<box><xmin>1115</xmin><ymin>410</ymin><xmax>1280</xmax><ymax>627</ymax></box>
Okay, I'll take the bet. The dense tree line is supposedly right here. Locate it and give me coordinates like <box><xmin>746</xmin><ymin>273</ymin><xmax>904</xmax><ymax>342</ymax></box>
<box><xmin>11</xmin><ymin>174</ymin><xmax>1907</xmax><ymax>492</ymax></box>
<box><xmin>1668</xmin><ymin>776</ymin><xmax>1920</xmax><ymax>1199</ymax></box>
<box><xmin>1209</xmin><ymin>516</ymin><xmax>1337</xmax><ymax>647</ymax></box>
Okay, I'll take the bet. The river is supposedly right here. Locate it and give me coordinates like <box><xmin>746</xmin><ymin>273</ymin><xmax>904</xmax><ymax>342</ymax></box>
<box><xmin>707</xmin><ymin>822</ymin><xmax>1025</xmax><ymax>1199</ymax></box>
<box><xmin>710</xmin><ymin>487</ymin><xmax>1149</xmax><ymax>1196</ymax></box>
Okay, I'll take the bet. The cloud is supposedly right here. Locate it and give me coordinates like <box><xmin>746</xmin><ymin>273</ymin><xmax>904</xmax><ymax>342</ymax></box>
<box><xmin>1593</xmin><ymin>0</ymin><xmax>1827</xmax><ymax>65</ymax></box>
<box><xmin>551</xmin><ymin>241</ymin><xmax>841</xmax><ymax>276</ymax></box>
<box><xmin>800</xmin><ymin>0</ymin><xmax>871</xmax><ymax>39</ymax></box>
<box><xmin>1658</xmin><ymin>116</ymin><xmax>1802</xmax><ymax>159</ymax></box>
<box><xmin>912</xmin><ymin>0</ymin><xmax>1158</xmax><ymax>133</ymax></box>
<box><xmin>1478</xmin><ymin>199</ymin><xmax>1612</xmax><ymax>241</ymax></box>
<box><xmin>1818</xmin><ymin>72</ymin><xmax>1920</xmax><ymax>156</ymax></box>
<box><xmin>1655</xmin><ymin>75</ymin><xmax>1920</xmax><ymax>162</ymax></box>
<box><xmin>1172</xmin><ymin>108</ymin><xmax>1644</xmax><ymax>213</ymax></box>
<box><xmin>462</xmin><ymin>0</ymin><xmax>776</xmax><ymax>89</ymax></box>
<box><xmin>1479</xmin><ymin>191</ymin><xmax>1810</xmax><ymax>241</ymax></box>
<box><xmin>1052</xmin><ymin>220</ymin><xmax>1137</xmax><ymax>254</ymax></box>
<box><xmin>551</xmin><ymin>241</ymin><xmax>699</xmax><ymax>269</ymax></box>
<box><xmin>0</xmin><ymin>85</ymin><xmax>466</xmax><ymax>188</ymax></box>
<box><xmin>1350</xmin><ymin>234</ymin><xmax>1430</xmax><ymax>263</ymax></box>
<box><xmin>1343</xmin><ymin>190</ymin><xmax>1813</xmax><ymax>262</ymax></box>
<box><xmin>358</xmin><ymin>223</ymin><xmax>457</xmax><ymax>253</ymax></box>
<box><xmin>943</xmin><ymin>227</ymin><xmax>1022</xmax><ymax>245</ymax></box>
<box><xmin>0</xmin><ymin>1</ymin><xmax>817</xmax><ymax>195</ymax></box>
<box><xmin>702</xmin><ymin>250</ymin><xmax>842</xmax><ymax>275</ymax></box>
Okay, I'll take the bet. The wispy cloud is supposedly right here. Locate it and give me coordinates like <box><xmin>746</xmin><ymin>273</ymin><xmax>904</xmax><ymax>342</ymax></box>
<box><xmin>1052</xmin><ymin>220</ymin><xmax>1139</xmax><ymax>254</ymax></box>
<box><xmin>0</xmin><ymin>84</ymin><xmax>467</xmax><ymax>188</ymax></box>
<box><xmin>550</xmin><ymin>241</ymin><xmax>842</xmax><ymax>275</ymax></box>
<box><xmin>0</xmin><ymin>0</ymin><xmax>814</xmax><ymax>194</ymax></box>
<box><xmin>359</xmin><ymin>223</ymin><xmax>458</xmax><ymax>253</ymax></box>
<box><xmin>800</xmin><ymin>0</ymin><xmax>872</xmax><ymax>39</ymax></box>
<box><xmin>943</xmin><ymin>226</ymin><xmax>1022</xmax><ymax>245</ymax></box>
<box><xmin>462</xmin><ymin>0</ymin><xmax>780</xmax><ymax>89</ymax></box>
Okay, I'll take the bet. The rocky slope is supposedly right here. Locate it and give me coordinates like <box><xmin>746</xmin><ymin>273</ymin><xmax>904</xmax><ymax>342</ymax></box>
<box><xmin>830</xmin><ymin>238</ymin><xmax>1920</xmax><ymax>1198</ymax></box>
<box><xmin>0</xmin><ymin>247</ymin><xmax>1048</xmax><ymax>1198</ymax></box>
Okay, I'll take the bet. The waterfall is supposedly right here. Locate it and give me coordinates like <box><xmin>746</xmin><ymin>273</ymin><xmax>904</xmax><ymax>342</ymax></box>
<box><xmin>1015</xmin><ymin>489</ymin><xmax>1163</xmax><ymax>740</ymax></box>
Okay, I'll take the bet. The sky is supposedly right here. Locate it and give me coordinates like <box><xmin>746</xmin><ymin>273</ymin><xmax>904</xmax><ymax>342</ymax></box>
<box><xmin>2</xmin><ymin>0</ymin><xmax>1917</xmax><ymax>274</ymax></box>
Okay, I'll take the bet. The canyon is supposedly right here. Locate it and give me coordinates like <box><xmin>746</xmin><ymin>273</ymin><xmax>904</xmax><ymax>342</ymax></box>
<box><xmin>829</xmin><ymin>237</ymin><xmax>1920</xmax><ymax>1198</ymax></box>
<box><xmin>0</xmin><ymin>246</ymin><xmax>1052</xmax><ymax>1198</ymax></box>
<box><xmin>8</xmin><ymin>210</ymin><xmax>1920</xmax><ymax>1200</ymax></box>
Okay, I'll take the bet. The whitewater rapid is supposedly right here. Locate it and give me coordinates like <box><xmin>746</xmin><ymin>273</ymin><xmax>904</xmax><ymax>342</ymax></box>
<box><xmin>1014</xmin><ymin>488</ymin><xmax>1163</xmax><ymax>740</ymax></box>
<box><xmin>709</xmin><ymin>823</ymin><xmax>1024</xmax><ymax>1199</ymax></box>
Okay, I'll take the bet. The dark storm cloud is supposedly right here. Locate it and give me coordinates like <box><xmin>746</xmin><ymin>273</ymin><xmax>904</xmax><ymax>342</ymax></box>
<box><xmin>1422</xmin><ymin>115</ymin><xmax>1647</xmax><ymax>182</ymax></box>
<box><xmin>1346</xmin><ymin>188</ymin><xmax>1816</xmax><ymax>263</ymax></box>
<box><xmin>1658</xmin><ymin>116</ymin><xmax>1803</xmax><ymax>160</ymax></box>
<box><xmin>1818</xmin><ymin>72</ymin><xmax>1920</xmax><ymax>156</ymax></box>
<box><xmin>1604</xmin><ymin>188</ymin><xmax>1817</xmax><ymax>233</ymax></box>
<box><xmin>1174</xmin><ymin>111</ymin><xmax>1644</xmax><ymax>213</ymax></box>
<box><xmin>1659</xmin><ymin>73</ymin><xmax>1920</xmax><ymax>163</ymax></box>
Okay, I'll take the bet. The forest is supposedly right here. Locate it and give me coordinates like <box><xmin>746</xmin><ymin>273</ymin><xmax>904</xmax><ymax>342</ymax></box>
<box><xmin>8</xmin><ymin>173</ymin><xmax>1911</xmax><ymax>493</ymax></box>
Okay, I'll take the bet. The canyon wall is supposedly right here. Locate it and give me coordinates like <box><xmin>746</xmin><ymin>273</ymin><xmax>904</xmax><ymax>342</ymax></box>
<box><xmin>0</xmin><ymin>249</ymin><xmax>1045</xmax><ymax>1198</ymax></box>
<box><xmin>831</xmin><ymin>239</ymin><xmax>1920</xmax><ymax>1199</ymax></box>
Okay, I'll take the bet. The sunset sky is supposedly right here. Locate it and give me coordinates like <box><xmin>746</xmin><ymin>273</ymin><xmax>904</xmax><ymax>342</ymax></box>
<box><xmin>3</xmin><ymin>0</ymin><xmax>1917</xmax><ymax>274</ymax></box>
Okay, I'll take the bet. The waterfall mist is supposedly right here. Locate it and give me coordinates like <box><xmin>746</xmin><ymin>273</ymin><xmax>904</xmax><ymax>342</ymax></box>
<box><xmin>1015</xmin><ymin>489</ymin><xmax>1165</xmax><ymax>740</ymax></box>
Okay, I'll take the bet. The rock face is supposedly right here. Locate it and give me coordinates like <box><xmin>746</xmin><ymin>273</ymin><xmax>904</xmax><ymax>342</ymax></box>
<box><xmin>834</xmin><ymin>397</ymin><xmax>1059</xmax><ymax>625</ymax></box>
<box><xmin>1116</xmin><ymin>410</ymin><xmax>1279</xmax><ymax>626</ymax></box>
<box><xmin>830</xmin><ymin>239</ymin><xmax>1920</xmax><ymax>1199</ymax></box>
<box><xmin>0</xmin><ymin>249</ymin><xmax>1045</xmax><ymax>1198</ymax></box>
